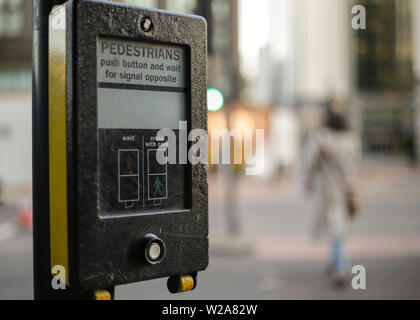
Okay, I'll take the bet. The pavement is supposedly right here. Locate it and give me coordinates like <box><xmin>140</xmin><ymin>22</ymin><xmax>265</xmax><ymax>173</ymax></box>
<box><xmin>1</xmin><ymin>160</ymin><xmax>420</xmax><ymax>300</ymax></box>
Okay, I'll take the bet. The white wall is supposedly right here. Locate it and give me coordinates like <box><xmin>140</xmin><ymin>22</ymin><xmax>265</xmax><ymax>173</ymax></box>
<box><xmin>0</xmin><ymin>91</ymin><xmax>32</xmax><ymax>189</ymax></box>
<box><xmin>296</xmin><ymin>0</ymin><xmax>352</xmax><ymax>101</ymax></box>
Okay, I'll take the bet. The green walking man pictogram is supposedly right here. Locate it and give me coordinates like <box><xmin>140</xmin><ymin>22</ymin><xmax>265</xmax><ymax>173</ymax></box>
<box><xmin>153</xmin><ymin>177</ymin><xmax>164</xmax><ymax>197</ymax></box>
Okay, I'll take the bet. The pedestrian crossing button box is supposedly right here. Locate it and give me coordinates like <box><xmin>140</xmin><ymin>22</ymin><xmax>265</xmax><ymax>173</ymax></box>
<box><xmin>48</xmin><ymin>0</ymin><xmax>208</xmax><ymax>290</ymax></box>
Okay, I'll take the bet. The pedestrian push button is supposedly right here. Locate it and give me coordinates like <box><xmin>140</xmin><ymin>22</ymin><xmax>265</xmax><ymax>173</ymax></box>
<box><xmin>143</xmin><ymin>234</ymin><xmax>166</xmax><ymax>264</ymax></box>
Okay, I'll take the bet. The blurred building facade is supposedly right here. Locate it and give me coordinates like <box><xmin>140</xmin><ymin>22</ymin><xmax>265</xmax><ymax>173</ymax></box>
<box><xmin>241</xmin><ymin>0</ymin><xmax>420</xmax><ymax>170</ymax></box>
<box><xmin>355</xmin><ymin>0</ymin><xmax>416</xmax><ymax>160</ymax></box>
<box><xmin>0</xmin><ymin>0</ymin><xmax>32</xmax><ymax>202</ymax></box>
<box><xmin>299</xmin><ymin>0</ymin><xmax>420</xmax><ymax>162</ymax></box>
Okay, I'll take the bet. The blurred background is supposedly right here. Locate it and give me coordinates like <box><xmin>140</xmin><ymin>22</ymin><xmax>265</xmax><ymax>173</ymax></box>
<box><xmin>1</xmin><ymin>0</ymin><xmax>420</xmax><ymax>299</ymax></box>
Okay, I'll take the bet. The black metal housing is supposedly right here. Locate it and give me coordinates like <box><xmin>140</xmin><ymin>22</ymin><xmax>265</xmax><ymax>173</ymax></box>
<box><xmin>64</xmin><ymin>0</ymin><xmax>208</xmax><ymax>290</ymax></box>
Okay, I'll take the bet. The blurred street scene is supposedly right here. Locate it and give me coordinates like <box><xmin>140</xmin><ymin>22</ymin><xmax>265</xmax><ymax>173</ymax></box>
<box><xmin>2</xmin><ymin>0</ymin><xmax>420</xmax><ymax>299</ymax></box>
<box><xmin>2</xmin><ymin>160</ymin><xmax>420</xmax><ymax>299</ymax></box>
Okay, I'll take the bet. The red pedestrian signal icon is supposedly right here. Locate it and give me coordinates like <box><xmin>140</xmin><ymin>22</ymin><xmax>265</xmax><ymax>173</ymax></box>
<box><xmin>126</xmin><ymin>153</ymin><xmax>133</xmax><ymax>173</ymax></box>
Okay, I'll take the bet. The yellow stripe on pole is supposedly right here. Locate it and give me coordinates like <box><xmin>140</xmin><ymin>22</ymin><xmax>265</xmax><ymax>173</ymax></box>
<box><xmin>49</xmin><ymin>5</ymin><xmax>69</xmax><ymax>285</ymax></box>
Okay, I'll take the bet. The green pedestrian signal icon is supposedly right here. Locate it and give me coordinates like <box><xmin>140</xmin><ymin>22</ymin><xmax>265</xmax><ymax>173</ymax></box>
<box><xmin>153</xmin><ymin>177</ymin><xmax>164</xmax><ymax>197</ymax></box>
<box><xmin>148</xmin><ymin>149</ymin><xmax>167</xmax><ymax>201</ymax></box>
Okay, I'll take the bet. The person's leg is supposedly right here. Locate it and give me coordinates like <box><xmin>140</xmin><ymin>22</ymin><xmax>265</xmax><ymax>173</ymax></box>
<box><xmin>331</xmin><ymin>236</ymin><xmax>349</xmax><ymax>276</ymax></box>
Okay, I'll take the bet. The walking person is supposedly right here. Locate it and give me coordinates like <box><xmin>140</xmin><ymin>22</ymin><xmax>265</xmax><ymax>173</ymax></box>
<box><xmin>304</xmin><ymin>98</ymin><xmax>360</xmax><ymax>286</ymax></box>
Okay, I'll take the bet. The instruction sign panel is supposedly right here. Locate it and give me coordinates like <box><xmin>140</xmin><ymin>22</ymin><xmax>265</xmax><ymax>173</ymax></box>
<box><xmin>97</xmin><ymin>37</ymin><xmax>189</xmax><ymax>215</ymax></box>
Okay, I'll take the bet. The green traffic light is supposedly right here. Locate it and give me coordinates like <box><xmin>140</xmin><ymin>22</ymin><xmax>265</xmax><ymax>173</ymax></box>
<box><xmin>207</xmin><ymin>88</ymin><xmax>224</xmax><ymax>112</ymax></box>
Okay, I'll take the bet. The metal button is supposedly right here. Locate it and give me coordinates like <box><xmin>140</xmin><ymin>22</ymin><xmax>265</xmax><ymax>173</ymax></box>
<box><xmin>148</xmin><ymin>242</ymin><xmax>161</xmax><ymax>261</ymax></box>
<box><xmin>143</xmin><ymin>234</ymin><xmax>165</xmax><ymax>264</ymax></box>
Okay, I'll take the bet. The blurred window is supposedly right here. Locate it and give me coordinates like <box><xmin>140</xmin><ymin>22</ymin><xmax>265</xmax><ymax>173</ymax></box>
<box><xmin>355</xmin><ymin>0</ymin><xmax>413</xmax><ymax>91</ymax></box>
<box><xmin>0</xmin><ymin>71</ymin><xmax>31</xmax><ymax>90</ymax></box>
<box><xmin>0</xmin><ymin>0</ymin><xmax>24</xmax><ymax>38</ymax></box>
<box><xmin>212</xmin><ymin>0</ymin><xmax>230</xmax><ymax>53</ymax></box>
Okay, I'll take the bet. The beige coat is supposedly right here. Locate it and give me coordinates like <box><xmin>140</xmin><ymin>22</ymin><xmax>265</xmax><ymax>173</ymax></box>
<box><xmin>305</xmin><ymin>127</ymin><xmax>359</xmax><ymax>238</ymax></box>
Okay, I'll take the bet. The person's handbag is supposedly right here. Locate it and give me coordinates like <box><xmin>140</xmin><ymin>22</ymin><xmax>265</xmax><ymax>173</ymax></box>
<box><xmin>346</xmin><ymin>188</ymin><xmax>361</xmax><ymax>219</ymax></box>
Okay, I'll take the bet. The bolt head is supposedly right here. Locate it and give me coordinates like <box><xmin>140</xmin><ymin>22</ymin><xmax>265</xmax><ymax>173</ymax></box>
<box><xmin>141</xmin><ymin>17</ymin><xmax>153</xmax><ymax>32</ymax></box>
